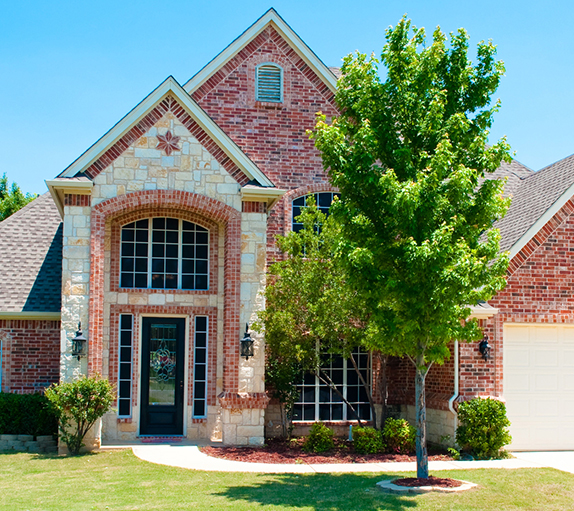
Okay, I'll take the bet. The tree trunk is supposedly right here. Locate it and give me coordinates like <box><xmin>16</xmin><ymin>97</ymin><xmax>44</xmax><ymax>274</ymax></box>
<box><xmin>415</xmin><ymin>353</ymin><xmax>429</xmax><ymax>479</ymax></box>
<box><xmin>379</xmin><ymin>353</ymin><xmax>388</xmax><ymax>429</ymax></box>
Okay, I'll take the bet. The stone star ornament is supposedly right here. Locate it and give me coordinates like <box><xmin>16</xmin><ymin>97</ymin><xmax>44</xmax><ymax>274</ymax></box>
<box><xmin>156</xmin><ymin>130</ymin><xmax>181</xmax><ymax>156</ymax></box>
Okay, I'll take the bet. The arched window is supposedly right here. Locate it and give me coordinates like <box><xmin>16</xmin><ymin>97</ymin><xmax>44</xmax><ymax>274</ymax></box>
<box><xmin>292</xmin><ymin>192</ymin><xmax>340</xmax><ymax>232</ymax></box>
<box><xmin>256</xmin><ymin>63</ymin><xmax>283</xmax><ymax>103</ymax></box>
<box><xmin>120</xmin><ymin>218</ymin><xmax>209</xmax><ymax>290</ymax></box>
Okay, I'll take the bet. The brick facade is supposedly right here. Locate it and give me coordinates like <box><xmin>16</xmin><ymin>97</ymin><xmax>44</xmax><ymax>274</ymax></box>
<box><xmin>0</xmin><ymin>320</ymin><xmax>60</xmax><ymax>393</ymax></box>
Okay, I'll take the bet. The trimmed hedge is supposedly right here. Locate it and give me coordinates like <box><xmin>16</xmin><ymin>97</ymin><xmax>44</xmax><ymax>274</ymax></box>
<box><xmin>353</xmin><ymin>426</ymin><xmax>384</xmax><ymax>454</ymax></box>
<box><xmin>0</xmin><ymin>392</ymin><xmax>58</xmax><ymax>437</ymax></box>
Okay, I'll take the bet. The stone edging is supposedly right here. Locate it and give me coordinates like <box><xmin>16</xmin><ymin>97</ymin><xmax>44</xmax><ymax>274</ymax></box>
<box><xmin>0</xmin><ymin>434</ymin><xmax>58</xmax><ymax>453</ymax></box>
<box><xmin>377</xmin><ymin>479</ymin><xmax>478</xmax><ymax>494</ymax></box>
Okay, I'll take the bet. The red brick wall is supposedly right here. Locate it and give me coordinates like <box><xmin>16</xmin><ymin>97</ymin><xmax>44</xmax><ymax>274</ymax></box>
<box><xmin>0</xmin><ymin>320</ymin><xmax>60</xmax><ymax>393</ymax></box>
<box><xmin>192</xmin><ymin>25</ymin><xmax>340</xmax><ymax>261</ymax></box>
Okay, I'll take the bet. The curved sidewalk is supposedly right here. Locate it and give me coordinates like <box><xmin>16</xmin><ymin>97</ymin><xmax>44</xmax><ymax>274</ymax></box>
<box><xmin>122</xmin><ymin>443</ymin><xmax>558</xmax><ymax>474</ymax></box>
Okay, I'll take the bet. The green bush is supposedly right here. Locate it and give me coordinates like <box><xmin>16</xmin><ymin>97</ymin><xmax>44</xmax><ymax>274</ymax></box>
<box><xmin>456</xmin><ymin>397</ymin><xmax>512</xmax><ymax>459</ymax></box>
<box><xmin>0</xmin><ymin>392</ymin><xmax>57</xmax><ymax>437</ymax></box>
<box><xmin>45</xmin><ymin>375</ymin><xmax>115</xmax><ymax>455</ymax></box>
<box><xmin>382</xmin><ymin>418</ymin><xmax>416</xmax><ymax>454</ymax></box>
<box><xmin>353</xmin><ymin>426</ymin><xmax>384</xmax><ymax>454</ymax></box>
<box><xmin>302</xmin><ymin>422</ymin><xmax>335</xmax><ymax>453</ymax></box>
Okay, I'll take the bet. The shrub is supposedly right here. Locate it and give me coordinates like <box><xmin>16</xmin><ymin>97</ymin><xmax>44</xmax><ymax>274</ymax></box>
<box><xmin>0</xmin><ymin>392</ymin><xmax>57</xmax><ymax>437</ymax></box>
<box><xmin>302</xmin><ymin>422</ymin><xmax>335</xmax><ymax>453</ymax></box>
<box><xmin>45</xmin><ymin>375</ymin><xmax>115</xmax><ymax>455</ymax></box>
<box><xmin>353</xmin><ymin>426</ymin><xmax>384</xmax><ymax>454</ymax></box>
<box><xmin>382</xmin><ymin>418</ymin><xmax>416</xmax><ymax>454</ymax></box>
<box><xmin>456</xmin><ymin>397</ymin><xmax>512</xmax><ymax>459</ymax></box>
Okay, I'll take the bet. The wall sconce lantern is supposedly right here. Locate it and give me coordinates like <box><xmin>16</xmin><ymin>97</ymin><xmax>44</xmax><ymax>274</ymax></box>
<box><xmin>240</xmin><ymin>323</ymin><xmax>254</xmax><ymax>360</ymax></box>
<box><xmin>478</xmin><ymin>335</ymin><xmax>491</xmax><ymax>361</ymax></box>
<box><xmin>71</xmin><ymin>322</ymin><xmax>87</xmax><ymax>360</ymax></box>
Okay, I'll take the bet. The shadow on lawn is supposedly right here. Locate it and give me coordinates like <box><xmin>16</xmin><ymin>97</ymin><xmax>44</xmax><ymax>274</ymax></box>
<box><xmin>215</xmin><ymin>473</ymin><xmax>417</xmax><ymax>511</ymax></box>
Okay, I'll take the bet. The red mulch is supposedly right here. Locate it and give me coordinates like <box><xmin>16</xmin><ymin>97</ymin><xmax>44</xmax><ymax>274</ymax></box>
<box><xmin>393</xmin><ymin>476</ymin><xmax>463</xmax><ymax>488</ymax></box>
<box><xmin>201</xmin><ymin>437</ymin><xmax>453</xmax><ymax>465</ymax></box>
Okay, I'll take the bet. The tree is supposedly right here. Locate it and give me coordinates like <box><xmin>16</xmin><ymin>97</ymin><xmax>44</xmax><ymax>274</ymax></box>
<box><xmin>256</xmin><ymin>200</ymin><xmax>380</xmax><ymax>430</ymax></box>
<box><xmin>0</xmin><ymin>173</ymin><xmax>37</xmax><ymax>221</ymax></box>
<box><xmin>312</xmin><ymin>17</ymin><xmax>511</xmax><ymax>478</ymax></box>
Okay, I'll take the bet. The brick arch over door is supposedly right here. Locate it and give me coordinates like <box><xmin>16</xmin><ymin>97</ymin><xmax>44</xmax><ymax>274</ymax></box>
<box><xmin>89</xmin><ymin>190</ymin><xmax>241</xmax><ymax>393</ymax></box>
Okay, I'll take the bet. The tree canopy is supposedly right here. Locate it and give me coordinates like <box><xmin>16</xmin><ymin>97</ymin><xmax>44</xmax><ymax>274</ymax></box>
<box><xmin>0</xmin><ymin>173</ymin><xmax>37</xmax><ymax>221</ymax></box>
<box><xmin>311</xmin><ymin>16</ymin><xmax>511</xmax><ymax>478</ymax></box>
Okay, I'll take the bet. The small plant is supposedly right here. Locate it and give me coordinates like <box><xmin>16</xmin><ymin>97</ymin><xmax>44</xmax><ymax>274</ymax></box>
<box><xmin>382</xmin><ymin>418</ymin><xmax>416</xmax><ymax>454</ymax></box>
<box><xmin>353</xmin><ymin>426</ymin><xmax>384</xmax><ymax>454</ymax></box>
<box><xmin>456</xmin><ymin>397</ymin><xmax>512</xmax><ymax>459</ymax></box>
<box><xmin>302</xmin><ymin>422</ymin><xmax>334</xmax><ymax>453</ymax></box>
<box><xmin>45</xmin><ymin>375</ymin><xmax>115</xmax><ymax>455</ymax></box>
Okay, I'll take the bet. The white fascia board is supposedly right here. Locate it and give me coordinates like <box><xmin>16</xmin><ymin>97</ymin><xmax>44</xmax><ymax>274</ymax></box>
<box><xmin>241</xmin><ymin>186</ymin><xmax>286</xmax><ymax>209</ymax></box>
<box><xmin>0</xmin><ymin>311</ymin><xmax>61</xmax><ymax>320</ymax></box>
<box><xmin>468</xmin><ymin>305</ymin><xmax>499</xmax><ymax>320</ymax></box>
<box><xmin>58</xmin><ymin>76</ymin><xmax>273</xmax><ymax>187</ymax></box>
<box><xmin>183</xmin><ymin>9</ymin><xmax>337</xmax><ymax>95</ymax></box>
<box><xmin>509</xmin><ymin>180</ymin><xmax>574</xmax><ymax>260</ymax></box>
<box><xmin>45</xmin><ymin>179</ymin><xmax>93</xmax><ymax>219</ymax></box>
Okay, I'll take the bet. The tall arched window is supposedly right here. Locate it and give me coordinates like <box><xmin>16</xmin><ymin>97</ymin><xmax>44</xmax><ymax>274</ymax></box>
<box><xmin>256</xmin><ymin>63</ymin><xmax>283</xmax><ymax>103</ymax></box>
<box><xmin>120</xmin><ymin>218</ymin><xmax>209</xmax><ymax>290</ymax></box>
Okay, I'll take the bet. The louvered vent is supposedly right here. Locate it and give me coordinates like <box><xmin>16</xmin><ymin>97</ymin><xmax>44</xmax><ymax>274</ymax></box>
<box><xmin>256</xmin><ymin>64</ymin><xmax>283</xmax><ymax>102</ymax></box>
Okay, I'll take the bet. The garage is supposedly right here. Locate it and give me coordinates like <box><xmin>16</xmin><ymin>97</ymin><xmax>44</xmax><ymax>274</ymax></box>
<box><xmin>504</xmin><ymin>324</ymin><xmax>574</xmax><ymax>450</ymax></box>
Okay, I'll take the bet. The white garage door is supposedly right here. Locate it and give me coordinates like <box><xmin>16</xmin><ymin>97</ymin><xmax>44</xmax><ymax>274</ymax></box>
<box><xmin>504</xmin><ymin>324</ymin><xmax>574</xmax><ymax>451</ymax></box>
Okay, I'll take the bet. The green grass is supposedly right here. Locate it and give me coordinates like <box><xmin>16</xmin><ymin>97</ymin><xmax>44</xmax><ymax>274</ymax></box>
<box><xmin>1</xmin><ymin>449</ymin><xmax>574</xmax><ymax>510</ymax></box>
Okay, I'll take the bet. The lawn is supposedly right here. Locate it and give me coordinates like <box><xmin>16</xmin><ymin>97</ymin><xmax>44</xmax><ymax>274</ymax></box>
<box><xmin>1</xmin><ymin>449</ymin><xmax>574</xmax><ymax>510</ymax></box>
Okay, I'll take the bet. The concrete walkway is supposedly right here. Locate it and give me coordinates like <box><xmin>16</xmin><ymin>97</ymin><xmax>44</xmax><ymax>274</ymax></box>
<box><xmin>102</xmin><ymin>442</ymin><xmax>574</xmax><ymax>474</ymax></box>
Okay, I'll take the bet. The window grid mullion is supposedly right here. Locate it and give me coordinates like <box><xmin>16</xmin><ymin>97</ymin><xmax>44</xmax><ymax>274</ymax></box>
<box><xmin>178</xmin><ymin>219</ymin><xmax>183</xmax><ymax>289</ymax></box>
<box><xmin>343</xmin><ymin>356</ymin><xmax>348</xmax><ymax>421</ymax></box>
<box><xmin>147</xmin><ymin>221</ymin><xmax>153</xmax><ymax>288</ymax></box>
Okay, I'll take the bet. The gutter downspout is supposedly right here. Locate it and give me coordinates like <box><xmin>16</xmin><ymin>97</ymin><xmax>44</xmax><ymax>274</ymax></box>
<box><xmin>447</xmin><ymin>340</ymin><xmax>459</xmax><ymax>443</ymax></box>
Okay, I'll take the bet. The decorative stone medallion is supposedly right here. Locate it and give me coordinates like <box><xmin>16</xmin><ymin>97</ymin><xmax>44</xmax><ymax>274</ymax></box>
<box><xmin>156</xmin><ymin>130</ymin><xmax>180</xmax><ymax>155</ymax></box>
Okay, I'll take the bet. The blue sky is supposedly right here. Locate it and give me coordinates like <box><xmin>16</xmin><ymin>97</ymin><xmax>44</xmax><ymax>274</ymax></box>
<box><xmin>1</xmin><ymin>0</ymin><xmax>573</xmax><ymax>194</ymax></box>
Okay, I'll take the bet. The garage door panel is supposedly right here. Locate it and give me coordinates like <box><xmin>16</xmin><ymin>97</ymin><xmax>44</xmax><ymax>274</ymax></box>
<box><xmin>533</xmin><ymin>350</ymin><xmax>558</xmax><ymax>366</ymax></box>
<box><xmin>534</xmin><ymin>374</ymin><xmax>559</xmax><ymax>391</ymax></box>
<box><xmin>504</xmin><ymin>324</ymin><xmax>574</xmax><ymax>451</ymax></box>
<box><xmin>535</xmin><ymin>399</ymin><xmax>558</xmax><ymax>417</ymax></box>
<box><xmin>506</xmin><ymin>373</ymin><xmax>530</xmax><ymax>392</ymax></box>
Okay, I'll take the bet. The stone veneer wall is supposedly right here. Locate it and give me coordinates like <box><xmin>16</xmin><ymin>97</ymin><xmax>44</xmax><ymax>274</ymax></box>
<box><xmin>60</xmin><ymin>103</ymin><xmax>269</xmax><ymax>445</ymax></box>
<box><xmin>0</xmin><ymin>320</ymin><xmax>60</xmax><ymax>393</ymax></box>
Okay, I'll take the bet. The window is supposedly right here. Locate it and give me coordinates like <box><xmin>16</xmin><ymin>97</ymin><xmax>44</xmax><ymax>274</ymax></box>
<box><xmin>120</xmin><ymin>218</ymin><xmax>209</xmax><ymax>290</ymax></box>
<box><xmin>192</xmin><ymin>316</ymin><xmax>209</xmax><ymax>418</ymax></box>
<box><xmin>117</xmin><ymin>314</ymin><xmax>133</xmax><ymax>417</ymax></box>
<box><xmin>256</xmin><ymin>63</ymin><xmax>283</xmax><ymax>102</ymax></box>
<box><xmin>292</xmin><ymin>192</ymin><xmax>340</xmax><ymax>232</ymax></box>
<box><xmin>292</xmin><ymin>349</ymin><xmax>371</xmax><ymax>422</ymax></box>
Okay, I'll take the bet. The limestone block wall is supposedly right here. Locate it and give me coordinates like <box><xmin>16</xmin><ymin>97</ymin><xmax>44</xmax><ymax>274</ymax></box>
<box><xmin>61</xmin><ymin>198</ymin><xmax>92</xmax><ymax>382</ymax></box>
<box><xmin>90</xmin><ymin>112</ymin><xmax>241</xmax><ymax>211</ymax></box>
<box><xmin>402</xmin><ymin>405</ymin><xmax>456</xmax><ymax>446</ymax></box>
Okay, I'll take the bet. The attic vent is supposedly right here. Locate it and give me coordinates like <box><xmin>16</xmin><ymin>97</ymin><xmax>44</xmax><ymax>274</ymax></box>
<box><xmin>256</xmin><ymin>63</ymin><xmax>283</xmax><ymax>103</ymax></box>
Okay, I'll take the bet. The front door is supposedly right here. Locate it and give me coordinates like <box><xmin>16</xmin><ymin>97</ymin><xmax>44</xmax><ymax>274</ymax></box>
<box><xmin>140</xmin><ymin>317</ymin><xmax>185</xmax><ymax>435</ymax></box>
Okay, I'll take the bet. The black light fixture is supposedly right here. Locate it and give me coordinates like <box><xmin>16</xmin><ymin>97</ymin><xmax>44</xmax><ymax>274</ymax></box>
<box><xmin>478</xmin><ymin>334</ymin><xmax>491</xmax><ymax>361</ymax></box>
<box><xmin>71</xmin><ymin>322</ymin><xmax>87</xmax><ymax>360</ymax></box>
<box><xmin>240</xmin><ymin>323</ymin><xmax>254</xmax><ymax>360</ymax></box>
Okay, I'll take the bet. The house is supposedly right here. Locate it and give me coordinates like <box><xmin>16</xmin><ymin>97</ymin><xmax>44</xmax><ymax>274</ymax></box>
<box><xmin>0</xmin><ymin>9</ymin><xmax>572</xmax><ymax>451</ymax></box>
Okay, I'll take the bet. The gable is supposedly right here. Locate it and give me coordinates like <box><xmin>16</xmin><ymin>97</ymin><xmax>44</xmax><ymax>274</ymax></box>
<box><xmin>184</xmin><ymin>8</ymin><xmax>337</xmax><ymax>97</ymax></box>
<box><xmin>56</xmin><ymin>77</ymin><xmax>274</xmax><ymax>189</ymax></box>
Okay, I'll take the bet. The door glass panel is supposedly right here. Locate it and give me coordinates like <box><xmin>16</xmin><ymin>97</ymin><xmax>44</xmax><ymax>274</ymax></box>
<box><xmin>148</xmin><ymin>324</ymin><xmax>178</xmax><ymax>406</ymax></box>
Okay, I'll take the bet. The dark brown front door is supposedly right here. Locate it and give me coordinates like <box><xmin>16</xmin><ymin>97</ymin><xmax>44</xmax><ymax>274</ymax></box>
<box><xmin>140</xmin><ymin>317</ymin><xmax>185</xmax><ymax>435</ymax></box>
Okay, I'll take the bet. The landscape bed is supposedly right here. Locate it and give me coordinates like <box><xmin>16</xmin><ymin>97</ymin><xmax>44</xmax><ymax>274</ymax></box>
<box><xmin>201</xmin><ymin>437</ymin><xmax>452</xmax><ymax>464</ymax></box>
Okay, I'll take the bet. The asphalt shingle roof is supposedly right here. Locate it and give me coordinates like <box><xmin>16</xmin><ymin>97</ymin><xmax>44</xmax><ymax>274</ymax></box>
<box><xmin>0</xmin><ymin>193</ymin><xmax>62</xmax><ymax>312</ymax></box>
<box><xmin>496</xmin><ymin>154</ymin><xmax>574</xmax><ymax>253</ymax></box>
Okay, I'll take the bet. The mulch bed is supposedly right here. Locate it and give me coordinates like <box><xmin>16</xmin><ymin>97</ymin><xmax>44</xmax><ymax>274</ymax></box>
<box><xmin>201</xmin><ymin>437</ymin><xmax>453</xmax><ymax>464</ymax></box>
<box><xmin>393</xmin><ymin>476</ymin><xmax>462</xmax><ymax>488</ymax></box>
